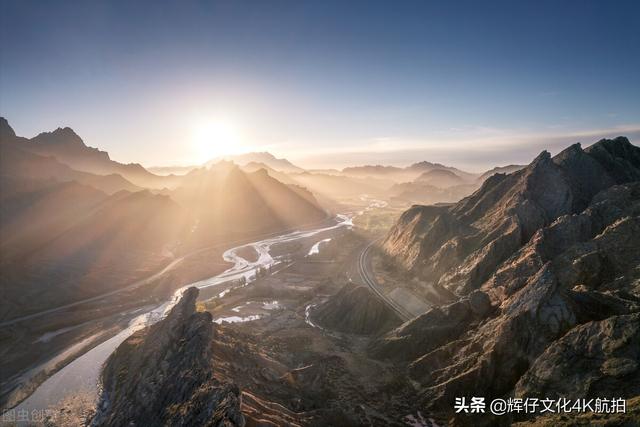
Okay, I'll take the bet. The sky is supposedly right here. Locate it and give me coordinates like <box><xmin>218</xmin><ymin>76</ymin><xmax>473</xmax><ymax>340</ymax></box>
<box><xmin>1</xmin><ymin>0</ymin><xmax>639</xmax><ymax>171</ymax></box>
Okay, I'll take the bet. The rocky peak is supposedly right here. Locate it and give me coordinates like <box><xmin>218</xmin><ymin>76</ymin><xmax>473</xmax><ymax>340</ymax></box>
<box><xmin>375</xmin><ymin>179</ymin><xmax>640</xmax><ymax>420</ymax></box>
<box><xmin>584</xmin><ymin>136</ymin><xmax>640</xmax><ymax>182</ymax></box>
<box><xmin>95</xmin><ymin>287</ymin><xmax>244</xmax><ymax>426</ymax></box>
<box><xmin>0</xmin><ymin>117</ymin><xmax>16</xmax><ymax>140</ymax></box>
<box><xmin>384</xmin><ymin>136</ymin><xmax>640</xmax><ymax>298</ymax></box>
<box><xmin>409</xmin><ymin>160</ymin><xmax>437</xmax><ymax>169</ymax></box>
<box><xmin>530</xmin><ymin>149</ymin><xmax>551</xmax><ymax>166</ymax></box>
<box><xmin>33</xmin><ymin>126</ymin><xmax>86</xmax><ymax>146</ymax></box>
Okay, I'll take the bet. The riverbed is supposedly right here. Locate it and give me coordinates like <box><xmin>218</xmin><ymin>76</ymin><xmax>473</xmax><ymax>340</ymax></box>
<box><xmin>12</xmin><ymin>213</ymin><xmax>354</xmax><ymax>420</ymax></box>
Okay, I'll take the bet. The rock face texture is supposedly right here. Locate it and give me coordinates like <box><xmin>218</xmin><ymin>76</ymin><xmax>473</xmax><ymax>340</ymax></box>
<box><xmin>515</xmin><ymin>313</ymin><xmax>640</xmax><ymax>400</ymax></box>
<box><xmin>95</xmin><ymin>287</ymin><xmax>244</xmax><ymax>427</ymax></box>
<box><xmin>376</xmin><ymin>137</ymin><xmax>640</xmax><ymax>422</ymax></box>
<box><xmin>311</xmin><ymin>283</ymin><xmax>402</xmax><ymax>335</ymax></box>
<box><xmin>370</xmin><ymin>290</ymin><xmax>493</xmax><ymax>360</ymax></box>
<box><xmin>383</xmin><ymin>137</ymin><xmax>640</xmax><ymax>297</ymax></box>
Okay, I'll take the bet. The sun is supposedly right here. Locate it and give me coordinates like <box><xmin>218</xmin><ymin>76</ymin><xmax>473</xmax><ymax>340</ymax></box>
<box><xmin>191</xmin><ymin>119</ymin><xmax>244</xmax><ymax>162</ymax></box>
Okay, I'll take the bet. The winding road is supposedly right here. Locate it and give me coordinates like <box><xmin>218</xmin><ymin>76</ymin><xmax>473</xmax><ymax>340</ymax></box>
<box><xmin>357</xmin><ymin>240</ymin><xmax>413</xmax><ymax>321</ymax></box>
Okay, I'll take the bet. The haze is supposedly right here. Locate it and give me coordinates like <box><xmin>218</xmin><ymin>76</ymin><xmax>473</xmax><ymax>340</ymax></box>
<box><xmin>2</xmin><ymin>0</ymin><xmax>639</xmax><ymax>170</ymax></box>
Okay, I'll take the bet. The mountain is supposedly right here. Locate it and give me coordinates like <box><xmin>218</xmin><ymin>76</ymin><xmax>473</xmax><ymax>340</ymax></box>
<box><xmin>95</xmin><ymin>287</ymin><xmax>244</xmax><ymax>426</ymax></box>
<box><xmin>0</xmin><ymin>183</ymin><xmax>190</xmax><ymax>319</ymax></box>
<box><xmin>406</xmin><ymin>160</ymin><xmax>478</xmax><ymax>182</ymax></box>
<box><xmin>388</xmin><ymin>182</ymin><xmax>477</xmax><ymax>205</ymax></box>
<box><xmin>341</xmin><ymin>164</ymin><xmax>404</xmax><ymax>178</ymax></box>
<box><xmin>415</xmin><ymin>169</ymin><xmax>465</xmax><ymax>188</ymax></box>
<box><xmin>375</xmin><ymin>136</ymin><xmax>640</xmax><ymax>422</ymax></box>
<box><xmin>0</xmin><ymin>118</ymin><xmax>178</xmax><ymax>189</ymax></box>
<box><xmin>342</xmin><ymin>161</ymin><xmax>478</xmax><ymax>183</ymax></box>
<box><xmin>148</xmin><ymin>165</ymin><xmax>198</xmax><ymax>176</ymax></box>
<box><xmin>287</xmin><ymin>171</ymin><xmax>392</xmax><ymax>200</ymax></box>
<box><xmin>478</xmin><ymin>164</ymin><xmax>525</xmax><ymax>182</ymax></box>
<box><xmin>239</xmin><ymin>161</ymin><xmax>298</xmax><ymax>185</ymax></box>
<box><xmin>211</xmin><ymin>152</ymin><xmax>304</xmax><ymax>173</ymax></box>
<box><xmin>1</xmin><ymin>122</ymin><xmax>141</xmax><ymax>195</ymax></box>
<box><xmin>171</xmin><ymin>162</ymin><xmax>327</xmax><ymax>246</ymax></box>
<box><xmin>309</xmin><ymin>282</ymin><xmax>402</xmax><ymax>335</ymax></box>
<box><xmin>384</xmin><ymin>137</ymin><xmax>640</xmax><ymax>295</ymax></box>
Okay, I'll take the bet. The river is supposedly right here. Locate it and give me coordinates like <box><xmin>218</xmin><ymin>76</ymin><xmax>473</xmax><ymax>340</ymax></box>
<box><xmin>13</xmin><ymin>213</ymin><xmax>354</xmax><ymax>419</ymax></box>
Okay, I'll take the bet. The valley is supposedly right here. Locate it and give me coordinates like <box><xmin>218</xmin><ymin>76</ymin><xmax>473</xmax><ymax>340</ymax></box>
<box><xmin>89</xmin><ymin>136</ymin><xmax>640</xmax><ymax>426</ymax></box>
<box><xmin>2</xmin><ymin>3</ymin><xmax>640</xmax><ymax>425</ymax></box>
<box><xmin>1</xmin><ymin>115</ymin><xmax>639</xmax><ymax>427</ymax></box>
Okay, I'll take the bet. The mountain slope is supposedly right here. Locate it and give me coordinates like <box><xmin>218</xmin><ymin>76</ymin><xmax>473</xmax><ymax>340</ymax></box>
<box><xmin>212</xmin><ymin>151</ymin><xmax>304</xmax><ymax>173</ymax></box>
<box><xmin>96</xmin><ymin>287</ymin><xmax>244</xmax><ymax>426</ymax></box>
<box><xmin>0</xmin><ymin>119</ymin><xmax>141</xmax><ymax>194</ymax></box>
<box><xmin>342</xmin><ymin>161</ymin><xmax>478</xmax><ymax>184</ymax></box>
<box><xmin>0</xmin><ymin>184</ymin><xmax>190</xmax><ymax>320</ymax></box>
<box><xmin>478</xmin><ymin>164</ymin><xmax>525</xmax><ymax>182</ymax></box>
<box><xmin>1</xmin><ymin>118</ymin><xmax>178</xmax><ymax>189</ymax></box>
<box><xmin>310</xmin><ymin>282</ymin><xmax>402</xmax><ymax>335</ymax></box>
<box><xmin>171</xmin><ymin>162</ymin><xmax>327</xmax><ymax>246</ymax></box>
<box><xmin>388</xmin><ymin>182</ymin><xmax>477</xmax><ymax>205</ymax></box>
<box><xmin>384</xmin><ymin>137</ymin><xmax>640</xmax><ymax>296</ymax></box>
<box><xmin>415</xmin><ymin>169</ymin><xmax>465</xmax><ymax>188</ymax></box>
<box><xmin>374</xmin><ymin>136</ymin><xmax>640</xmax><ymax>423</ymax></box>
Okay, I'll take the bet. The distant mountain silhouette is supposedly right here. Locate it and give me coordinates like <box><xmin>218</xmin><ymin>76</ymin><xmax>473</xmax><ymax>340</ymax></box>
<box><xmin>210</xmin><ymin>152</ymin><xmax>304</xmax><ymax>173</ymax></box>
<box><xmin>415</xmin><ymin>169</ymin><xmax>465</xmax><ymax>188</ymax></box>
<box><xmin>171</xmin><ymin>162</ymin><xmax>326</xmax><ymax>245</ymax></box>
<box><xmin>388</xmin><ymin>181</ymin><xmax>477</xmax><ymax>205</ymax></box>
<box><xmin>477</xmin><ymin>164</ymin><xmax>525</xmax><ymax>182</ymax></box>
<box><xmin>342</xmin><ymin>160</ymin><xmax>477</xmax><ymax>183</ymax></box>
<box><xmin>0</xmin><ymin>118</ymin><xmax>178</xmax><ymax>188</ymax></box>
<box><xmin>1</xmin><ymin>119</ymin><xmax>141</xmax><ymax>194</ymax></box>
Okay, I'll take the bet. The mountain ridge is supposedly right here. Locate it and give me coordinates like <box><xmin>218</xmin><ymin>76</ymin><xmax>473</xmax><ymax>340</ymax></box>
<box><xmin>373</xmin><ymin>136</ymin><xmax>640</xmax><ymax>422</ymax></box>
<box><xmin>1</xmin><ymin>117</ymin><xmax>177</xmax><ymax>188</ymax></box>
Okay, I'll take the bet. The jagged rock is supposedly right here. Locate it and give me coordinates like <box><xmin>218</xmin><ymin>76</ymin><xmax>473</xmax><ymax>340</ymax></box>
<box><xmin>370</xmin><ymin>292</ymin><xmax>494</xmax><ymax>361</ymax></box>
<box><xmin>374</xmin><ymin>137</ymin><xmax>640</xmax><ymax>421</ymax></box>
<box><xmin>401</xmin><ymin>190</ymin><xmax>640</xmax><ymax>412</ymax></box>
<box><xmin>468</xmin><ymin>290</ymin><xmax>491</xmax><ymax>316</ymax></box>
<box><xmin>383</xmin><ymin>137</ymin><xmax>640</xmax><ymax>297</ymax></box>
<box><xmin>0</xmin><ymin>117</ymin><xmax>16</xmax><ymax>140</ymax></box>
<box><xmin>311</xmin><ymin>282</ymin><xmax>402</xmax><ymax>335</ymax></box>
<box><xmin>94</xmin><ymin>287</ymin><xmax>245</xmax><ymax>427</ymax></box>
<box><xmin>514</xmin><ymin>313</ymin><xmax>640</xmax><ymax>400</ymax></box>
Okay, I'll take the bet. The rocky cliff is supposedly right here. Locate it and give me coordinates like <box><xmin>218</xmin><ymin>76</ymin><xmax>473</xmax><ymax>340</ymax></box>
<box><xmin>376</xmin><ymin>137</ymin><xmax>640</xmax><ymax>423</ymax></box>
<box><xmin>95</xmin><ymin>287</ymin><xmax>244</xmax><ymax>427</ymax></box>
<box><xmin>384</xmin><ymin>137</ymin><xmax>640</xmax><ymax>297</ymax></box>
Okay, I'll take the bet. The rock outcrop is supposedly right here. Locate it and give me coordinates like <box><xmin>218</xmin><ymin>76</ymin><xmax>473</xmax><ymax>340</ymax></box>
<box><xmin>384</xmin><ymin>137</ymin><xmax>640</xmax><ymax>297</ymax></box>
<box><xmin>375</xmin><ymin>137</ymin><xmax>640</xmax><ymax>422</ymax></box>
<box><xmin>311</xmin><ymin>283</ymin><xmax>402</xmax><ymax>335</ymax></box>
<box><xmin>95</xmin><ymin>287</ymin><xmax>244</xmax><ymax>427</ymax></box>
<box><xmin>370</xmin><ymin>290</ymin><xmax>493</xmax><ymax>360</ymax></box>
<box><xmin>515</xmin><ymin>313</ymin><xmax>640</xmax><ymax>400</ymax></box>
<box><xmin>377</xmin><ymin>182</ymin><xmax>640</xmax><ymax>415</ymax></box>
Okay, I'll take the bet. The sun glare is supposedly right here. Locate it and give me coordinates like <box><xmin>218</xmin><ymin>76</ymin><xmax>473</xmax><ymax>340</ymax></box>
<box><xmin>191</xmin><ymin>119</ymin><xmax>244</xmax><ymax>162</ymax></box>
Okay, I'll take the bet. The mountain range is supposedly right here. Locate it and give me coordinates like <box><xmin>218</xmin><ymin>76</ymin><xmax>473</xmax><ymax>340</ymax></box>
<box><xmin>91</xmin><ymin>134</ymin><xmax>640</xmax><ymax>425</ymax></box>
<box><xmin>376</xmin><ymin>136</ymin><xmax>640</xmax><ymax>421</ymax></box>
<box><xmin>0</xmin><ymin>118</ymin><xmax>327</xmax><ymax>320</ymax></box>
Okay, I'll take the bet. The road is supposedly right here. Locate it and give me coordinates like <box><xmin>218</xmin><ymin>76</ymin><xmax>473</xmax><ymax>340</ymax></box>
<box><xmin>357</xmin><ymin>240</ymin><xmax>413</xmax><ymax>321</ymax></box>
